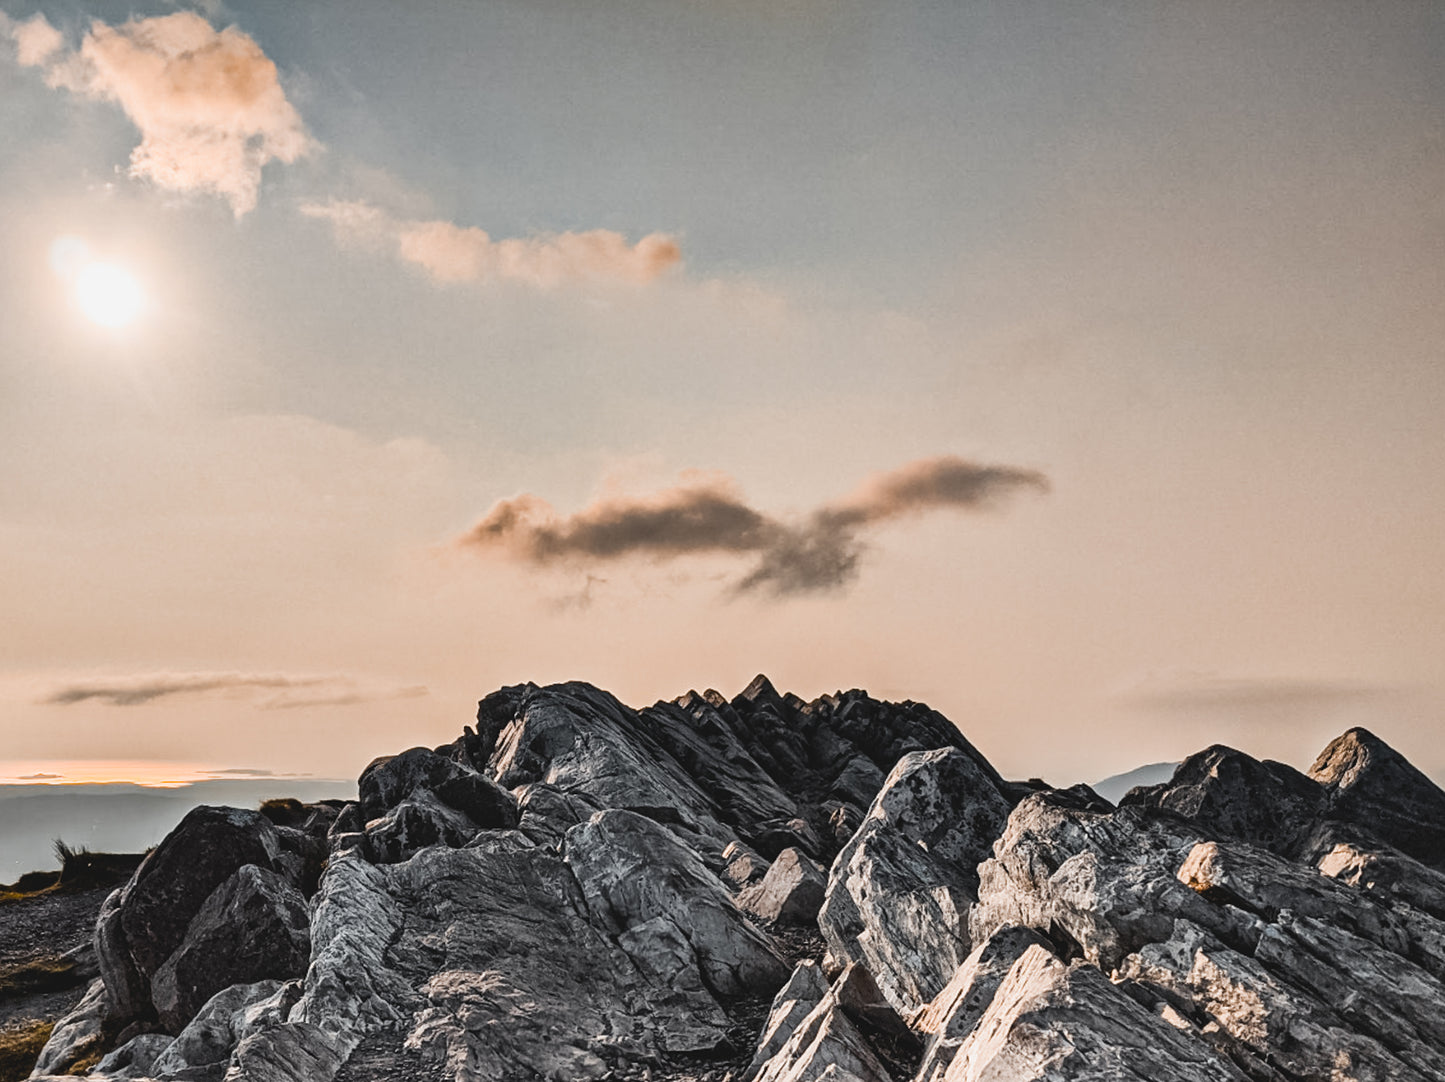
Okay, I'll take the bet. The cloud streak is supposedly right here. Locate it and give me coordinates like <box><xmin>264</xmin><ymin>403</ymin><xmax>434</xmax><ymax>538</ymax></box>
<box><xmin>42</xmin><ymin>672</ymin><xmax>427</xmax><ymax>709</ymax></box>
<box><xmin>10</xmin><ymin>11</ymin><xmax>313</xmax><ymax>215</ymax></box>
<box><xmin>301</xmin><ymin>199</ymin><xmax>681</xmax><ymax>287</ymax></box>
<box><xmin>460</xmin><ymin>456</ymin><xmax>1048</xmax><ymax>597</ymax></box>
<box><xmin>1122</xmin><ymin>675</ymin><xmax>1388</xmax><ymax>713</ymax></box>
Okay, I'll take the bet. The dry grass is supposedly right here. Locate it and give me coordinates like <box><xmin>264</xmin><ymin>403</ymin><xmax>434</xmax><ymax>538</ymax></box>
<box><xmin>64</xmin><ymin>1049</ymin><xmax>102</xmax><ymax>1075</ymax></box>
<box><xmin>0</xmin><ymin>956</ymin><xmax>80</xmax><ymax>999</ymax></box>
<box><xmin>0</xmin><ymin>1019</ymin><xmax>53</xmax><ymax>1082</ymax></box>
<box><xmin>0</xmin><ymin>842</ymin><xmax>144</xmax><ymax>905</ymax></box>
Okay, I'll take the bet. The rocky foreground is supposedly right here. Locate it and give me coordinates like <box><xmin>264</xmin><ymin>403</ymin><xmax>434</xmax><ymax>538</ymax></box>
<box><xmin>24</xmin><ymin>677</ymin><xmax>1445</xmax><ymax>1081</ymax></box>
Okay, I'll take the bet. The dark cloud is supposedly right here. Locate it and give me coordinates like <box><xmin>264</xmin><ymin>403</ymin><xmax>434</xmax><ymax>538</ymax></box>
<box><xmin>43</xmin><ymin>672</ymin><xmax>427</xmax><ymax>709</ymax></box>
<box><xmin>460</xmin><ymin>455</ymin><xmax>1048</xmax><ymax>598</ymax></box>
<box><xmin>201</xmin><ymin>767</ymin><xmax>275</xmax><ymax>778</ymax></box>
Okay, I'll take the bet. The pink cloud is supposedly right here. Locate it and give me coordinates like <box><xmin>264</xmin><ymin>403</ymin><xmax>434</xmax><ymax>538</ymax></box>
<box><xmin>303</xmin><ymin>199</ymin><xmax>682</xmax><ymax>287</ymax></box>
<box><xmin>27</xmin><ymin>12</ymin><xmax>313</xmax><ymax>216</ymax></box>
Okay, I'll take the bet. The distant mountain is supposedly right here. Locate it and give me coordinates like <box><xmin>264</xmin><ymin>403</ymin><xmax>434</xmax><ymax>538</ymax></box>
<box><xmin>0</xmin><ymin>778</ymin><xmax>355</xmax><ymax>882</ymax></box>
<box><xmin>1091</xmin><ymin>760</ymin><xmax>1179</xmax><ymax>804</ymax></box>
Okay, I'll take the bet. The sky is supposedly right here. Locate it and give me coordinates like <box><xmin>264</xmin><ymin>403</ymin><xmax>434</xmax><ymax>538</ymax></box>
<box><xmin>0</xmin><ymin>0</ymin><xmax>1441</xmax><ymax>789</ymax></box>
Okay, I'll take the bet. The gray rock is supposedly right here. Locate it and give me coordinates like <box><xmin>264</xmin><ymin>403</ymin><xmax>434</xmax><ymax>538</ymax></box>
<box><xmin>969</xmin><ymin>794</ymin><xmax>1260</xmax><ymax>972</ymax></box>
<box><xmin>913</xmin><ymin>925</ymin><xmax>1051</xmax><ymax>1082</ymax></box>
<box><xmin>1316</xmin><ymin>836</ymin><xmax>1445</xmax><ymax>921</ymax></box>
<box><xmin>745</xmin><ymin>961</ymin><xmax>830</xmax><ymax>1080</ymax></box>
<box><xmin>751</xmin><ymin>976</ymin><xmax>893</xmax><ymax>1082</ymax></box>
<box><xmin>483</xmin><ymin>684</ymin><xmax>729</xmax><ymax>860</ymax></box>
<box><xmin>289</xmin><ymin>850</ymin><xmax>413</xmax><ymax>1057</ymax></box>
<box><xmin>118</xmin><ymin>807</ymin><xmax>285</xmax><ymax>983</ymax></box>
<box><xmin>363</xmin><ymin>787</ymin><xmax>481</xmax><ymax>864</ymax></box>
<box><xmin>147</xmin><ymin>978</ymin><xmax>296</xmax><ymax>1081</ymax></box>
<box><xmin>820</xmin><ymin>748</ymin><xmax>1010</xmax><ymax>1015</ymax></box>
<box><xmin>513</xmin><ymin>782</ymin><xmax>604</xmax><ymax>846</ymax></box>
<box><xmin>92</xmin><ymin>1032</ymin><xmax>174</xmax><ymax>1079</ymax></box>
<box><xmin>947</xmin><ymin>943</ymin><xmax>1249</xmax><ymax>1081</ymax></box>
<box><xmin>721</xmin><ymin>839</ymin><xmax>771</xmax><ymax>888</ymax></box>
<box><xmin>1179</xmin><ymin>839</ymin><xmax>1445</xmax><ymax>981</ymax></box>
<box><xmin>1119</xmin><ymin>919</ymin><xmax>1432</xmax><ymax>1082</ymax></box>
<box><xmin>358</xmin><ymin>745</ymin><xmax>518</xmax><ymax>829</ymax></box>
<box><xmin>95</xmin><ymin>886</ymin><xmax>148</xmax><ymax>1022</ymax></box>
<box><xmin>737</xmin><ymin>847</ymin><xmax>826</xmax><ymax>925</ymax></box>
<box><xmin>149</xmin><ymin>865</ymin><xmax>310</xmax><ymax>1032</ymax></box>
<box><xmin>1121</xmin><ymin>744</ymin><xmax>1325</xmax><ymax>857</ymax></box>
<box><xmin>29</xmin><ymin>977</ymin><xmax>109</xmax><ymax>1078</ymax></box>
<box><xmin>564</xmin><ymin>809</ymin><xmax>789</xmax><ymax>998</ymax></box>
<box><xmin>384</xmin><ymin>833</ymin><xmax>735</xmax><ymax>1077</ymax></box>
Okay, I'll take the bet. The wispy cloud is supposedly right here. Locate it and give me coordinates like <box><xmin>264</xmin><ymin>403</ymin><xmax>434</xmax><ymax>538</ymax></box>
<box><xmin>1122</xmin><ymin>674</ymin><xmax>1386</xmax><ymax>713</ymax></box>
<box><xmin>460</xmin><ymin>456</ymin><xmax>1048</xmax><ymax>597</ymax></box>
<box><xmin>42</xmin><ymin>672</ymin><xmax>427</xmax><ymax>709</ymax></box>
<box><xmin>301</xmin><ymin>199</ymin><xmax>681</xmax><ymax>287</ymax></box>
<box><xmin>8</xmin><ymin>11</ymin><xmax>313</xmax><ymax>215</ymax></box>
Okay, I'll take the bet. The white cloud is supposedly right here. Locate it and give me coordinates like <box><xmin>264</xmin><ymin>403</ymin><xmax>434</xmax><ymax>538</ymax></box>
<box><xmin>17</xmin><ymin>11</ymin><xmax>313</xmax><ymax>215</ymax></box>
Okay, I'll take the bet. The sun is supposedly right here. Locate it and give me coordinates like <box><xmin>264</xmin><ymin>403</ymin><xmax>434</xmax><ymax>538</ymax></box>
<box><xmin>50</xmin><ymin>236</ymin><xmax>148</xmax><ymax>329</ymax></box>
<box><xmin>75</xmin><ymin>262</ymin><xmax>146</xmax><ymax>328</ymax></box>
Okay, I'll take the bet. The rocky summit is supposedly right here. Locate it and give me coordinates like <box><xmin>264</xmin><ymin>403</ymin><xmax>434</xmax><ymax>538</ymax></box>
<box><xmin>22</xmin><ymin>678</ymin><xmax>1445</xmax><ymax>1081</ymax></box>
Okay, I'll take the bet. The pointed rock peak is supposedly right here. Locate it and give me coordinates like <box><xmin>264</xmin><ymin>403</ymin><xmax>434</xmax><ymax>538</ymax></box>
<box><xmin>1308</xmin><ymin>727</ymin><xmax>1416</xmax><ymax>791</ymax></box>
<box><xmin>737</xmin><ymin>673</ymin><xmax>784</xmax><ymax>708</ymax></box>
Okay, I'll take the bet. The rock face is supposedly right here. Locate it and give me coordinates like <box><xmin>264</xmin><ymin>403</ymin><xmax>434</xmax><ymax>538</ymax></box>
<box><xmin>29</xmin><ymin>677</ymin><xmax>1445</xmax><ymax>1082</ymax></box>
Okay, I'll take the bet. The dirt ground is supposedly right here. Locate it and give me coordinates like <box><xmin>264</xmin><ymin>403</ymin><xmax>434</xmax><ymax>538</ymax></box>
<box><xmin>0</xmin><ymin>886</ymin><xmax>111</xmax><ymax>1081</ymax></box>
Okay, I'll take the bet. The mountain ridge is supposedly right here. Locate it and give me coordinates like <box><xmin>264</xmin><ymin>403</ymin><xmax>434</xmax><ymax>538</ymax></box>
<box><xmin>11</xmin><ymin>677</ymin><xmax>1445</xmax><ymax>1081</ymax></box>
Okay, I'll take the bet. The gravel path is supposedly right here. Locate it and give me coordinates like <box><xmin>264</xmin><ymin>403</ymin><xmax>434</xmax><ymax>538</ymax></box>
<box><xmin>0</xmin><ymin>887</ymin><xmax>110</xmax><ymax>970</ymax></box>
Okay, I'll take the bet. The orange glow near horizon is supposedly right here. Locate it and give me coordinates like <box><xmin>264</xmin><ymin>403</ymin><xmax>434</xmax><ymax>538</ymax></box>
<box><xmin>0</xmin><ymin>760</ymin><xmax>268</xmax><ymax>787</ymax></box>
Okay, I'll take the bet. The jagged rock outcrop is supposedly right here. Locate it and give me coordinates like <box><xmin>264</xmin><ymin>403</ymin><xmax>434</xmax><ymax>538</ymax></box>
<box><xmin>26</xmin><ymin>677</ymin><xmax>1445</xmax><ymax>1082</ymax></box>
<box><xmin>819</xmin><ymin>747</ymin><xmax>1012</xmax><ymax>1015</ymax></box>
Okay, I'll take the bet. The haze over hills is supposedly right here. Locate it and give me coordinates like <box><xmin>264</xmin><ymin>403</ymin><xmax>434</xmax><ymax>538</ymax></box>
<box><xmin>0</xmin><ymin>779</ymin><xmax>355</xmax><ymax>883</ymax></box>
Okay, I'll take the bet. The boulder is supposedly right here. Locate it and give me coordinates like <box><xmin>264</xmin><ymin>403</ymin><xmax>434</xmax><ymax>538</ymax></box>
<box><xmin>148</xmin><ymin>865</ymin><xmax>311</xmax><ymax>1032</ymax></box>
<box><xmin>147</xmin><ymin>978</ymin><xmax>298</xmax><ymax>1081</ymax></box>
<box><xmin>358</xmin><ymin>746</ymin><xmax>518</xmax><ymax>829</ymax></box>
<box><xmin>90</xmin><ymin>1032</ymin><xmax>173</xmax><ymax>1079</ymax></box>
<box><xmin>116</xmin><ymin>806</ymin><xmax>285</xmax><ymax>983</ymax></box>
<box><xmin>968</xmin><ymin>794</ymin><xmax>1261</xmax><ymax>973</ymax></box>
<box><xmin>383</xmin><ymin>834</ymin><xmax>735</xmax><ymax>1077</ymax></box>
<box><xmin>364</xmin><ymin>788</ymin><xmax>482</xmax><ymax>864</ymax></box>
<box><xmin>29</xmin><ymin>978</ymin><xmax>110</xmax><ymax>1077</ymax></box>
<box><xmin>737</xmin><ymin>847</ymin><xmax>827</xmax><ymax>924</ymax></box>
<box><xmin>745</xmin><ymin>961</ymin><xmax>830</xmax><ymax>1080</ymax></box>
<box><xmin>750</xmin><ymin>966</ymin><xmax>894</xmax><ymax>1082</ymax></box>
<box><xmin>721</xmin><ymin>839</ymin><xmax>771</xmax><ymax>888</ymax></box>
<box><xmin>94</xmin><ymin>887</ymin><xmax>148</xmax><ymax>1022</ymax></box>
<box><xmin>819</xmin><ymin>748</ymin><xmax>1011</xmax><ymax>1014</ymax></box>
<box><xmin>1119</xmin><ymin>918</ymin><xmax>1435</xmax><ymax>1081</ymax></box>
<box><xmin>564</xmin><ymin>809</ymin><xmax>789</xmax><ymax>998</ymax></box>
<box><xmin>948</xmin><ymin>943</ymin><xmax>1249</xmax><ymax>1081</ymax></box>
<box><xmin>913</xmin><ymin>925</ymin><xmax>1052</xmax><ymax>1082</ymax></box>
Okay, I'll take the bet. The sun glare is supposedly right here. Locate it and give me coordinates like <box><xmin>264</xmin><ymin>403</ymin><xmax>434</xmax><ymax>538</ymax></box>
<box><xmin>50</xmin><ymin>235</ymin><xmax>148</xmax><ymax>329</ymax></box>
<box><xmin>75</xmin><ymin>262</ymin><xmax>145</xmax><ymax>328</ymax></box>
